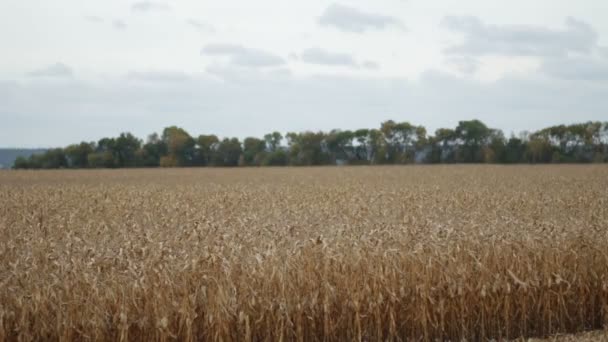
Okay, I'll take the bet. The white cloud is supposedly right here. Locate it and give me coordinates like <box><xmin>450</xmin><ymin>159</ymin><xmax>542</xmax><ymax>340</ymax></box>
<box><xmin>541</xmin><ymin>56</ymin><xmax>608</xmax><ymax>81</ymax></box>
<box><xmin>300</xmin><ymin>48</ymin><xmax>357</xmax><ymax>67</ymax></box>
<box><xmin>112</xmin><ymin>19</ymin><xmax>127</xmax><ymax>30</ymax></box>
<box><xmin>318</xmin><ymin>3</ymin><xmax>405</xmax><ymax>33</ymax></box>
<box><xmin>205</xmin><ymin>64</ymin><xmax>292</xmax><ymax>83</ymax></box>
<box><xmin>442</xmin><ymin>16</ymin><xmax>598</xmax><ymax>57</ymax></box>
<box><xmin>84</xmin><ymin>15</ymin><xmax>104</xmax><ymax>23</ymax></box>
<box><xmin>201</xmin><ymin>44</ymin><xmax>285</xmax><ymax>68</ymax></box>
<box><xmin>362</xmin><ymin>61</ymin><xmax>380</xmax><ymax>70</ymax></box>
<box><xmin>2</xmin><ymin>0</ymin><xmax>608</xmax><ymax>148</ymax></box>
<box><xmin>27</xmin><ymin>63</ymin><xmax>73</xmax><ymax>78</ymax></box>
<box><xmin>126</xmin><ymin>71</ymin><xmax>192</xmax><ymax>82</ymax></box>
<box><xmin>186</xmin><ymin>19</ymin><xmax>215</xmax><ymax>33</ymax></box>
<box><xmin>131</xmin><ymin>1</ymin><xmax>170</xmax><ymax>12</ymax></box>
<box><xmin>445</xmin><ymin>56</ymin><xmax>480</xmax><ymax>74</ymax></box>
<box><xmin>4</xmin><ymin>67</ymin><xmax>608</xmax><ymax>147</ymax></box>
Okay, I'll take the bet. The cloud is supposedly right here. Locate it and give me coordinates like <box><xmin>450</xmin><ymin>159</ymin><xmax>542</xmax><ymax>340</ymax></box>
<box><xmin>131</xmin><ymin>1</ymin><xmax>170</xmax><ymax>12</ymax></box>
<box><xmin>27</xmin><ymin>63</ymin><xmax>73</xmax><ymax>78</ymax></box>
<box><xmin>362</xmin><ymin>61</ymin><xmax>380</xmax><ymax>70</ymax></box>
<box><xmin>300</xmin><ymin>48</ymin><xmax>357</xmax><ymax>67</ymax></box>
<box><xmin>202</xmin><ymin>44</ymin><xmax>246</xmax><ymax>55</ymax></box>
<box><xmin>541</xmin><ymin>56</ymin><xmax>608</xmax><ymax>81</ymax></box>
<box><xmin>201</xmin><ymin>44</ymin><xmax>285</xmax><ymax>68</ymax></box>
<box><xmin>112</xmin><ymin>19</ymin><xmax>127</xmax><ymax>30</ymax></box>
<box><xmin>318</xmin><ymin>3</ymin><xmax>405</xmax><ymax>33</ymax></box>
<box><xmin>187</xmin><ymin>19</ymin><xmax>215</xmax><ymax>33</ymax></box>
<box><xmin>126</xmin><ymin>71</ymin><xmax>192</xmax><ymax>82</ymax></box>
<box><xmin>205</xmin><ymin>65</ymin><xmax>292</xmax><ymax>83</ymax></box>
<box><xmin>84</xmin><ymin>15</ymin><xmax>104</xmax><ymax>23</ymax></box>
<box><xmin>442</xmin><ymin>16</ymin><xmax>598</xmax><ymax>57</ymax></box>
<box><xmin>299</xmin><ymin>48</ymin><xmax>379</xmax><ymax>69</ymax></box>
<box><xmin>5</xmin><ymin>65</ymin><xmax>608</xmax><ymax>148</ymax></box>
<box><xmin>445</xmin><ymin>56</ymin><xmax>480</xmax><ymax>74</ymax></box>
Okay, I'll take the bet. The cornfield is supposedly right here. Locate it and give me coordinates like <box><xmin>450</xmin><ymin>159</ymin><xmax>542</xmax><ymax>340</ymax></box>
<box><xmin>1</xmin><ymin>165</ymin><xmax>607</xmax><ymax>341</ymax></box>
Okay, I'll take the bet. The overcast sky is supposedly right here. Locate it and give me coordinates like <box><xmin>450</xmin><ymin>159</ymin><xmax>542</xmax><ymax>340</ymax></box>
<box><xmin>1</xmin><ymin>0</ymin><xmax>607</xmax><ymax>147</ymax></box>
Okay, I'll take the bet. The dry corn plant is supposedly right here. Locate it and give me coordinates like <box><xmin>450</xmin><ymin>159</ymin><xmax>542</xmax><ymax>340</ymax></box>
<box><xmin>0</xmin><ymin>165</ymin><xmax>607</xmax><ymax>341</ymax></box>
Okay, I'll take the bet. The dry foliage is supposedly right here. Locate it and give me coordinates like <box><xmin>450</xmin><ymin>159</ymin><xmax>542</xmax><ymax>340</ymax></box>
<box><xmin>0</xmin><ymin>166</ymin><xmax>607</xmax><ymax>341</ymax></box>
<box><xmin>529</xmin><ymin>329</ymin><xmax>608</xmax><ymax>341</ymax></box>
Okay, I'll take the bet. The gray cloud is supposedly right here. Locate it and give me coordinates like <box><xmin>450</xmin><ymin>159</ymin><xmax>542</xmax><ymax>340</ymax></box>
<box><xmin>27</xmin><ymin>63</ymin><xmax>73</xmax><ymax>78</ymax></box>
<box><xmin>4</xmin><ymin>66</ymin><xmax>608</xmax><ymax>147</ymax></box>
<box><xmin>300</xmin><ymin>48</ymin><xmax>357</xmax><ymax>67</ymax></box>
<box><xmin>84</xmin><ymin>15</ymin><xmax>104</xmax><ymax>23</ymax></box>
<box><xmin>288</xmin><ymin>52</ymin><xmax>299</xmax><ymax>61</ymax></box>
<box><xmin>541</xmin><ymin>56</ymin><xmax>608</xmax><ymax>81</ymax></box>
<box><xmin>442</xmin><ymin>16</ymin><xmax>598</xmax><ymax>57</ymax></box>
<box><xmin>362</xmin><ymin>61</ymin><xmax>380</xmax><ymax>70</ymax></box>
<box><xmin>112</xmin><ymin>19</ymin><xmax>127</xmax><ymax>30</ymax></box>
<box><xmin>201</xmin><ymin>44</ymin><xmax>285</xmax><ymax>68</ymax></box>
<box><xmin>127</xmin><ymin>71</ymin><xmax>192</xmax><ymax>82</ymax></box>
<box><xmin>187</xmin><ymin>19</ymin><xmax>215</xmax><ymax>33</ymax></box>
<box><xmin>205</xmin><ymin>65</ymin><xmax>292</xmax><ymax>83</ymax></box>
<box><xmin>319</xmin><ymin>3</ymin><xmax>405</xmax><ymax>33</ymax></box>
<box><xmin>445</xmin><ymin>56</ymin><xmax>480</xmax><ymax>74</ymax></box>
<box><xmin>131</xmin><ymin>1</ymin><xmax>170</xmax><ymax>12</ymax></box>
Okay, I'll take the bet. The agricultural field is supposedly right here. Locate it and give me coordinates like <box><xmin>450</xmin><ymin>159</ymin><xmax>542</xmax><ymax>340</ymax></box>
<box><xmin>0</xmin><ymin>165</ymin><xmax>607</xmax><ymax>341</ymax></box>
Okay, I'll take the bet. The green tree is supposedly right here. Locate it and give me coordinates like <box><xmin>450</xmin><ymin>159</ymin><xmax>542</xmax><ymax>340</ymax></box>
<box><xmin>160</xmin><ymin>155</ymin><xmax>178</xmax><ymax>167</ymax></box>
<box><xmin>65</xmin><ymin>142</ymin><xmax>94</xmax><ymax>168</ymax></box>
<box><xmin>525</xmin><ymin>133</ymin><xmax>553</xmax><ymax>163</ymax></box>
<box><xmin>286</xmin><ymin>132</ymin><xmax>330</xmax><ymax>166</ymax></box>
<box><xmin>368</xmin><ymin>129</ymin><xmax>384</xmax><ymax>164</ymax></box>
<box><xmin>114</xmin><ymin>133</ymin><xmax>141</xmax><ymax>167</ymax></box>
<box><xmin>503</xmin><ymin>136</ymin><xmax>526</xmax><ymax>163</ymax></box>
<box><xmin>162</xmin><ymin>126</ymin><xmax>195</xmax><ymax>166</ymax></box>
<box><xmin>264</xmin><ymin>132</ymin><xmax>283</xmax><ymax>152</ymax></box>
<box><xmin>214</xmin><ymin>138</ymin><xmax>242</xmax><ymax>166</ymax></box>
<box><xmin>13</xmin><ymin>156</ymin><xmax>31</xmax><ymax>169</ymax></box>
<box><xmin>380</xmin><ymin>120</ymin><xmax>419</xmax><ymax>163</ymax></box>
<box><xmin>455</xmin><ymin>120</ymin><xmax>492</xmax><ymax>162</ymax></box>
<box><xmin>262</xmin><ymin>149</ymin><xmax>288</xmax><ymax>166</ymax></box>
<box><xmin>352</xmin><ymin>129</ymin><xmax>370</xmax><ymax>162</ymax></box>
<box><xmin>97</xmin><ymin>138</ymin><xmax>116</xmax><ymax>152</ymax></box>
<box><xmin>10</xmin><ymin>119</ymin><xmax>608</xmax><ymax>169</ymax></box>
<box><xmin>26</xmin><ymin>148</ymin><xmax>68</xmax><ymax>169</ymax></box>
<box><xmin>325</xmin><ymin>130</ymin><xmax>354</xmax><ymax>164</ymax></box>
<box><xmin>196</xmin><ymin>135</ymin><xmax>220</xmax><ymax>166</ymax></box>
<box><xmin>137</xmin><ymin>133</ymin><xmax>167</xmax><ymax>167</ymax></box>
<box><xmin>88</xmin><ymin>151</ymin><xmax>115</xmax><ymax>168</ymax></box>
<box><xmin>242</xmin><ymin>137</ymin><xmax>266</xmax><ymax>166</ymax></box>
<box><xmin>484</xmin><ymin>130</ymin><xmax>506</xmax><ymax>163</ymax></box>
<box><xmin>428</xmin><ymin>128</ymin><xmax>456</xmax><ymax>163</ymax></box>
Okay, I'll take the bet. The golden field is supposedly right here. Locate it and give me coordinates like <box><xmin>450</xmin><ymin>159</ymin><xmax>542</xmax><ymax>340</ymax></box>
<box><xmin>0</xmin><ymin>166</ymin><xmax>607</xmax><ymax>341</ymax></box>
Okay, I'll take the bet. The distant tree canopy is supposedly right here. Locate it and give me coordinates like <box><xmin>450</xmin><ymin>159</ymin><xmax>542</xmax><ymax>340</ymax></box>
<box><xmin>13</xmin><ymin>120</ymin><xmax>608</xmax><ymax>169</ymax></box>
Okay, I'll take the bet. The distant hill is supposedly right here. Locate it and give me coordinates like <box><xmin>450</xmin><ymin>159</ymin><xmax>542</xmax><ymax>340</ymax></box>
<box><xmin>0</xmin><ymin>149</ymin><xmax>46</xmax><ymax>169</ymax></box>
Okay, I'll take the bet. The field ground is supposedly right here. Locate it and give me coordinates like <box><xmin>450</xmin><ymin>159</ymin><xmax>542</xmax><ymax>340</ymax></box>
<box><xmin>532</xmin><ymin>330</ymin><xmax>608</xmax><ymax>341</ymax></box>
<box><xmin>1</xmin><ymin>166</ymin><xmax>607</xmax><ymax>341</ymax></box>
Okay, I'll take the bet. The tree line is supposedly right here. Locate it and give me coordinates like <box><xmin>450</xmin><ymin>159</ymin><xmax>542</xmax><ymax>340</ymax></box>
<box><xmin>13</xmin><ymin>120</ymin><xmax>608</xmax><ymax>169</ymax></box>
